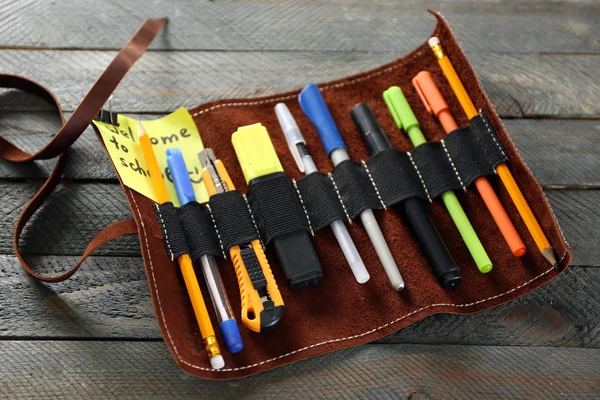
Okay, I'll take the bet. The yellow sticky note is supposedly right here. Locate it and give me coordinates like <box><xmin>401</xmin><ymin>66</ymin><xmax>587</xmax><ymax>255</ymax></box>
<box><xmin>93</xmin><ymin>108</ymin><xmax>208</xmax><ymax>207</ymax></box>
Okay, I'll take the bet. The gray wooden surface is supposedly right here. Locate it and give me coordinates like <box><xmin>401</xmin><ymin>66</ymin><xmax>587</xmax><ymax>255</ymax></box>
<box><xmin>0</xmin><ymin>1</ymin><xmax>599</xmax><ymax>398</ymax></box>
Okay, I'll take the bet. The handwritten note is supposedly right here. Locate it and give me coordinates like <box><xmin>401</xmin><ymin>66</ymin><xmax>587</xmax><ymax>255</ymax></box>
<box><xmin>93</xmin><ymin>108</ymin><xmax>208</xmax><ymax>207</ymax></box>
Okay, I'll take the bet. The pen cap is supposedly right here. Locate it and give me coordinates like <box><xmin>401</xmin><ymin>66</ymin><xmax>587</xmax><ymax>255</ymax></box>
<box><xmin>412</xmin><ymin>71</ymin><xmax>450</xmax><ymax>117</ymax></box>
<box><xmin>275</xmin><ymin>103</ymin><xmax>306</xmax><ymax>172</ymax></box>
<box><xmin>166</xmin><ymin>148</ymin><xmax>196</xmax><ymax>204</ymax></box>
<box><xmin>232</xmin><ymin>123</ymin><xmax>284</xmax><ymax>183</ymax></box>
<box><xmin>298</xmin><ymin>83</ymin><xmax>347</xmax><ymax>156</ymax></box>
<box><xmin>350</xmin><ymin>103</ymin><xmax>393</xmax><ymax>155</ymax></box>
<box><xmin>383</xmin><ymin>86</ymin><xmax>420</xmax><ymax>132</ymax></box>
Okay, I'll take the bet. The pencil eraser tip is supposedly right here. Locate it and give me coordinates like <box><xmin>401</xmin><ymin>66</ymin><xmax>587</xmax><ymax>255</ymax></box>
<box><xmin>428</xmin><ymin>37</ymin><xmax>440</xmax><ymax>47</ymax></box>
<box><xmin>210</xmin><ymin>355</ymin><xmax>225</xmax><ymax>370</ymax></box>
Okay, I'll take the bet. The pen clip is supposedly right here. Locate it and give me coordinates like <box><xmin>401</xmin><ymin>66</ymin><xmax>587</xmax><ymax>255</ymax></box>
<box><xmin>411</xmin><ymin>76</ymin><xmax>433</xmax><ymax>115</ymax></box>
<box><xmin>383</xmin><ymin>86</ymin><xmax>420</xmax><ymax>134</ymax></box>
<box><xmin>412</xmin><ymin>71</ymin><xmax>450</xmax><ymax>118</ymax></box>
<box><xmin>275</xmin><ymin>103</ymin><xmax>305</xmax><ymax>173</ymax></box>
<box><xmin>382</xmin><ymin>87</ymin><xmax>404</xmax><ymax>130</ymax></box>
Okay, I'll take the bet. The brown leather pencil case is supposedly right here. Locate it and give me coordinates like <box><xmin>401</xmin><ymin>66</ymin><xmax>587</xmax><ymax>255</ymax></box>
<box><xmin>0</xmin><ymin>10</ymin><xmax>571</xmax><ymax>380</ymax></box>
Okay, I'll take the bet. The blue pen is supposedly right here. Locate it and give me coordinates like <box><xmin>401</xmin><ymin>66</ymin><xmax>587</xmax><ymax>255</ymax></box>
<box><xmin>166</xmin><ymin>148</ymin><xmax>243</xmax><ymax>354</ymax></box>
<box><xmin>298</xmin><ymin>84</ymin><xmax>405</xmax><ymax>290</ymax></box>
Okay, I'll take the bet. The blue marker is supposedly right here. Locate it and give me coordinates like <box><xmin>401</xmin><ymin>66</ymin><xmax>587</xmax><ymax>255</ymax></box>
<box><xmin>298</xmin><ymin>84</ymin><xmax>405</xmax><ymax>291</ymax></box>
<box><xmin>166</xmin><ymin>148</ymin><xmax>243</xmax><ymax>354</ymax></box>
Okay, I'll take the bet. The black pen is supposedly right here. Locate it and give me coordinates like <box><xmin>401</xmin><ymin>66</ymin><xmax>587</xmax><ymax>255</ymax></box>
<box><xmin>351</xmin><ymin>103</ymin><xmax>462</xmax><ymax>289</ymax></box>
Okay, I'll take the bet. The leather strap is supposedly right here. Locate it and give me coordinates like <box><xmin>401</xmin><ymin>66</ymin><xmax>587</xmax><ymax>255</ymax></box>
<box><xmin>0</xmin><ymin>18</ymin><xmax>167</xmax><ymax>282</ymax></box>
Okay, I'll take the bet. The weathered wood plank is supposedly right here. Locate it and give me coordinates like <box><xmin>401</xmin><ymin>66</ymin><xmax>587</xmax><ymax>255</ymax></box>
<box><xmin>0</xmin><ymin>182</ymin><xmax>140</xmax><ymax>257</ymax></box>
<box><xmin>545</xmin><ymin>190</ymin><xmax>598</xmax><ymax>267</ymax></box>
<box><xmin>0</xmin><ymin>183</ymin><xmax>594</xmax><ymax>265</ymax></box>
<box><xmin>0</xmin><ymin>0</ymin><xmax>598</xmax><ymax>54</ymax></box>
<box><xmin>0</xmin><ymin>50</ymin><xmax>598</xmax><ymax>117</ymax></box>
<box><xmin>0</xmin><ymin>112</ymin><xmax>113</xmax><ymax>181</ymax></box>
<box><xmin>379</xmin><ymin>266</ymin><xmax>600</xmax><ymax>347</ymax></box>
<box><xmin>2</xmin><ymin>113</ymin><xmax>598</xmax><ymax>187</ymax></box>
<box><xmin>507</xmin><ymin>119</ymin><xmax>600</xmax><ymax>189</ymax></box>
<box><xmin>1</xmin><ymin>253</ymin><xmax>598</xmax><ymax>349</ymax></box>
<box><xmin>0</xmin><ymin>341</ymin><xmax>598</xmax><ymax>399</ymax></box>
<box><xmin>0</xmin><ymin>255</ymin><xmax>156</xmax><ymax>339</ymax></box>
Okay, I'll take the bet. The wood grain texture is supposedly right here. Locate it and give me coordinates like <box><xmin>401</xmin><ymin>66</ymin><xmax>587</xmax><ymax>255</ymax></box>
<box><xmin>1</xmin><ymin>253</ymin><xmax>598</xmax><ymax>349</ymax></box>
<box><xmin>0</xmin><ymin>50</ymin><xmax>598</xmax><ymax>117</ymax></box>
<box><xmin>0</xmin><ymin>182</ymin><xmax>139</xmax><ymax>257</ymax></box>
<box><xmin>0</xmin><ymin>0</ymin><xmax>598</xmax><ymax>54</ymax></box>
<box><xmin>381</xmin><ymin>266</ymin><xmax>600</xmax><ymax>347</ymax></box>
<box><xmin>508</xmin><ymin>119</ymin><xmax>600</xmax><ymax>189</ymax></box>
<box><xmin>0</xmin><ymin>255</ymin><xmax>156</xmax><ymax>339</ymax></box>
<box><xmin>0</xmin><ymin>341</ymin><xmax>598</xmax><ymax>399</ymax></box>
<box><xmin>1</xmin><ymin>183</ymin><xmax>594</xmax><ymax>264</ymax></box>
<box><xmin>0</xmin><ymin>0</ymin><xmax>597</xmax><ymax>393</ymax></box>
<box><xmin>2</xmin><ymin>114</ymin><xmax>598</xmax><ymax>187</ymax></box>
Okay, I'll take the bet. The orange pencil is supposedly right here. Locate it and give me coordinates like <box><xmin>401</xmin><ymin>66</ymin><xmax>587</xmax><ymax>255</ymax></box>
<box><xmin>138</xmin><ymin>121</ymin><xmax>224</xmax><ymax>369</ymax></box>
<box><xmin>412</xmin><ymin>71</ymin><xmax>526</xmax><ymax>257</ymax></box>
<box><xmin>428</xmin><ymin>37</ymin><xmax>557</xmax><ymax>267</ymax></box>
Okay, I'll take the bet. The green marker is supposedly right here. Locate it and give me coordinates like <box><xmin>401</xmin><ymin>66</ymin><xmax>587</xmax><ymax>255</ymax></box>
<box><xmin>383</xmin><ymin>86</ymin><xmax>492</xmax><ymax>273</ymax></box>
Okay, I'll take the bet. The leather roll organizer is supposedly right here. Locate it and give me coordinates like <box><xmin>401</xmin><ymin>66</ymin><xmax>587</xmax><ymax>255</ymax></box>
<box><xmin>0</xmin><ymin>10</ymin><xmax>571</xmax><ymax>380</ymax></box>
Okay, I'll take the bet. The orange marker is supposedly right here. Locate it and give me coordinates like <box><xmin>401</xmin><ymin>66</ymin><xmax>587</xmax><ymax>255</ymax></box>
<box><xmin>412</xmin><ymin>71</ymin><xmax>526</xmax><ymax>257</ymax></box>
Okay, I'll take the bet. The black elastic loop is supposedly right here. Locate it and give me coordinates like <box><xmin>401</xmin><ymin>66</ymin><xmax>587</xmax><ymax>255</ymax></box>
<box><xmin>171</xmin><ymin>113</ymin><xmax>510</xmax><ymax>253</ymax></box>
<box><xmin>444</xmin><ymin>126</ymin><xmax>496</xmax><ymax>187</ymax></box>
<box><xmin>331</xmin><ymin>160</ymin><xmax>382</xmax><ymax>219</ymax></box>
<box><xmin>412</xmin><ymin>141</ymin><xmax>464</xmax><ymax>199</ymax></box>
<box><xmin>295</xmin><ymin>172</ymin><xmax>347</xmax><ymax>232</ymax></box>
<box><xmin>209</xmin><ymin>190</ymin><xmax>259</xmax><ymax>251</ymax></box>
<box><xmin>469</xmin><ymin>113</ymin><xmax>509</xmax><ymax>168</ymax></box>
<box><xmin>247</xmin><ymin>172</ymin><xmax>309</xmax><ymax>245</ymax></box>
<box><xmin>153</xmin><ymin>202</ymin><xmax>189</xmax><ymax>261</ymax></box>
<box><xmin>365</xmin><ymin>149</ymin><xmax>429</xmax><ymax>207</ymax></box>
<box><xmin>177</xmin><ymin>202</ymin><xmax>222</xmax><ymax>260</ymax></box>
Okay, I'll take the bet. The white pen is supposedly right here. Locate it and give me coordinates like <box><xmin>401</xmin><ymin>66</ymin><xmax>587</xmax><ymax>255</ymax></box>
<box><xmin>275</xmin><ymin>103</ymin><xmax>370</xmax><ymax>284</ymax></box>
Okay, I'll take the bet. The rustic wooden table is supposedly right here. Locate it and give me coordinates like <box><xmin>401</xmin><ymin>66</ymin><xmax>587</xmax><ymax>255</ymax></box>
<box><xmin>1</xmin><ymin>1</ymin><xmax>599</xmax><ymax>398</ymax></box>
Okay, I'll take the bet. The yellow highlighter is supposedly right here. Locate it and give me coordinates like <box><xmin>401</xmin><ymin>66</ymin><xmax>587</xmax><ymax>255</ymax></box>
<box><xmin>232</xmin><ymin>123</ymin><xmax>323</xmax><ymax>290</ymax></box>
<box><xmin>199</xmin><ymin>148</ymin><xmax>284</xmax><ymax>333</ymax></box>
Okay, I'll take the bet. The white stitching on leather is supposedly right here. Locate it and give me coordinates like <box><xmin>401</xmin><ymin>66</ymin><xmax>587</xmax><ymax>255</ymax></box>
<box><xmin>441</xmin><ymin>139</ymin><xmax>466</xmax><ymax>191</ymax></box>
<box><xmin>328</xmin><ymin>173</ymin><xmax>352</xmax><ymax>223</ymax></box>
<box><xmin>205</xmin><ymin>204</ymin><xmax>225</xmax><ymax>258</ymax></box>
<box><xmin>190</xmin><ymin>53</ymin><xmax>422</xmax><ymax>118</ymax></box>
<box><xmin>437</xmin><ymin>9</ymin><xmax>569</xmax><ymax>253</ymax></box>
<box><xmin>132</xmin><ymin>187</ymin><xmax>565</xmax><ymax>373</ymax></box>
<box><xmin>128</xmin><ymin>190</ymin><xmax>194</xmax><ymax>367</ymax></box>
<box><xmin>131</xmin><ymin>13</ymin><xmax>570</xmax><ymax>372</ymax></box>
<box><xmin>243</xmin><ymin>194</ymin><xmax>265</xmax><ymax>249</ymax></box>
<box><xmin>293</xmin><ymin>179</ymin><xmax>315</xmax><ymax>236</ymax></box>
<box><xmin>479</xmin><ymin>110</ymin><xmax>507</xmax><ymax>159</ymax></box>
<box><xmin>362</xmin><ymin>160</ymin><xmax>386</xmax><ymax>209</ymax></box>
<box><xmin>153</xmin><ymin>203</ymin><xmax>174</xmax><ymax>261</ymax></box>
<box><xmin>407</xmin><ymin>151</ymin><xmax>432</xmax><ymax>202</ymax></box>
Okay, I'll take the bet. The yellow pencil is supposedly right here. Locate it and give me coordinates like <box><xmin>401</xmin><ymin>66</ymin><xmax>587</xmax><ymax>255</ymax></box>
<box><xmin>138</xmin><ymin>121</ymin><xmax>224</xmax><ymax>369</ymax></box>
<box><xmin>428</xmin><ymin>38</ymin><xmax>557</xmax><ymax>268</ymax></box>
